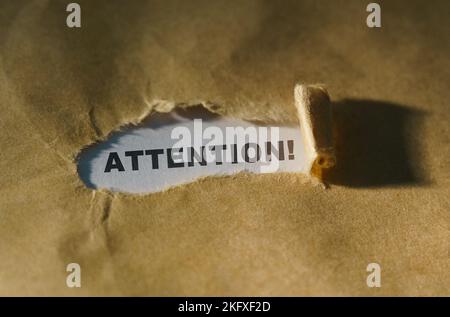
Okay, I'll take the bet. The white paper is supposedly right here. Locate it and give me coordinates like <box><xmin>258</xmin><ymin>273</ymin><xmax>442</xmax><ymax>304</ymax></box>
<box><xmin>77</xmin><ymin>107</ymin><xmax>308</xmax><ymax>193</ymax></box>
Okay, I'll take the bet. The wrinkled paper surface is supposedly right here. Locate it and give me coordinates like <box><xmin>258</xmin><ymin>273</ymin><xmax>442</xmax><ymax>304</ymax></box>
<box><xmin>1</xmin><ymin>0</ymin><xmax>449</xmax><ymax>295</ymax></box>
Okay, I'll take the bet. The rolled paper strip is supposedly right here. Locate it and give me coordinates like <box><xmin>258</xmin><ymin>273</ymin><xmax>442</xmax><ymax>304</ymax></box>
<box><xmin>294</xmin><ymin>84</ymin><xmax>336</xmax><ymax>179</ymax></box>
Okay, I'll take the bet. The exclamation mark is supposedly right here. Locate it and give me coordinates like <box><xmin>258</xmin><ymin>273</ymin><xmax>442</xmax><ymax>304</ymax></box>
<box><xmin>287</xmin><ymin>140</ymin><xmax>295</xmax><ymax>160</ymax></box>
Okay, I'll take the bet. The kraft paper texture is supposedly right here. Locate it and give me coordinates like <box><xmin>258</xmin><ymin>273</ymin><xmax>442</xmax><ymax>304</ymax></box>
<box><xmin>0</xmin><ymin>0</ymin><xmax>449</xmax><ymax>296</ymax></box>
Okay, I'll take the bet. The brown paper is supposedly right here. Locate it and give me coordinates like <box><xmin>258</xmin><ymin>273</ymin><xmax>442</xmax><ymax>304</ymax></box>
<box><xmin>0</xmin><ymin>0</ymin><xmax>449</xmax><ymax>296</ymax></box>
<box><xmin>295</xmin><ymin>84</ymin><xmax>335</xmax><ymax>178</ymax></box>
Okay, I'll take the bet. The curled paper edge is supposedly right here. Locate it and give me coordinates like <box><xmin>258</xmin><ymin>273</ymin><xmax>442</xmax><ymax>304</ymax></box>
<box><xmin>295</xmin><ymin>84</ymin><xmax>336</xmax><ymax>180</ymax></box>
<box><xmin>76</xmin><ymin>84</ymin><xmax>335</xmax><ymax>195</ymax></box>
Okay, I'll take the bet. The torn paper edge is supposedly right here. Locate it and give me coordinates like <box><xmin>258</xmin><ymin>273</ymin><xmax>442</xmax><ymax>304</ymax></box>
<box><xmin>74</xmin><ymin>83</ymin><xmax>335</xmax><ymax>194</ymax></box>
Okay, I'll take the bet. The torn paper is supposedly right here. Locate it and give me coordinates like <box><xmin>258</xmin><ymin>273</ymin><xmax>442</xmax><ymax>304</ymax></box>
<box><xmin>77</xmin><ymin>85</ymin><xmax>335</xmax><ymax>194</ymax></box>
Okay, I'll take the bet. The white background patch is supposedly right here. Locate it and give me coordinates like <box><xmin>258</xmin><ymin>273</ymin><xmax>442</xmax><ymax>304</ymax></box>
<box><xmin>77</xmin><ymin>107</ymin><xmax>308</xmax><ymax>193</ymax></box>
